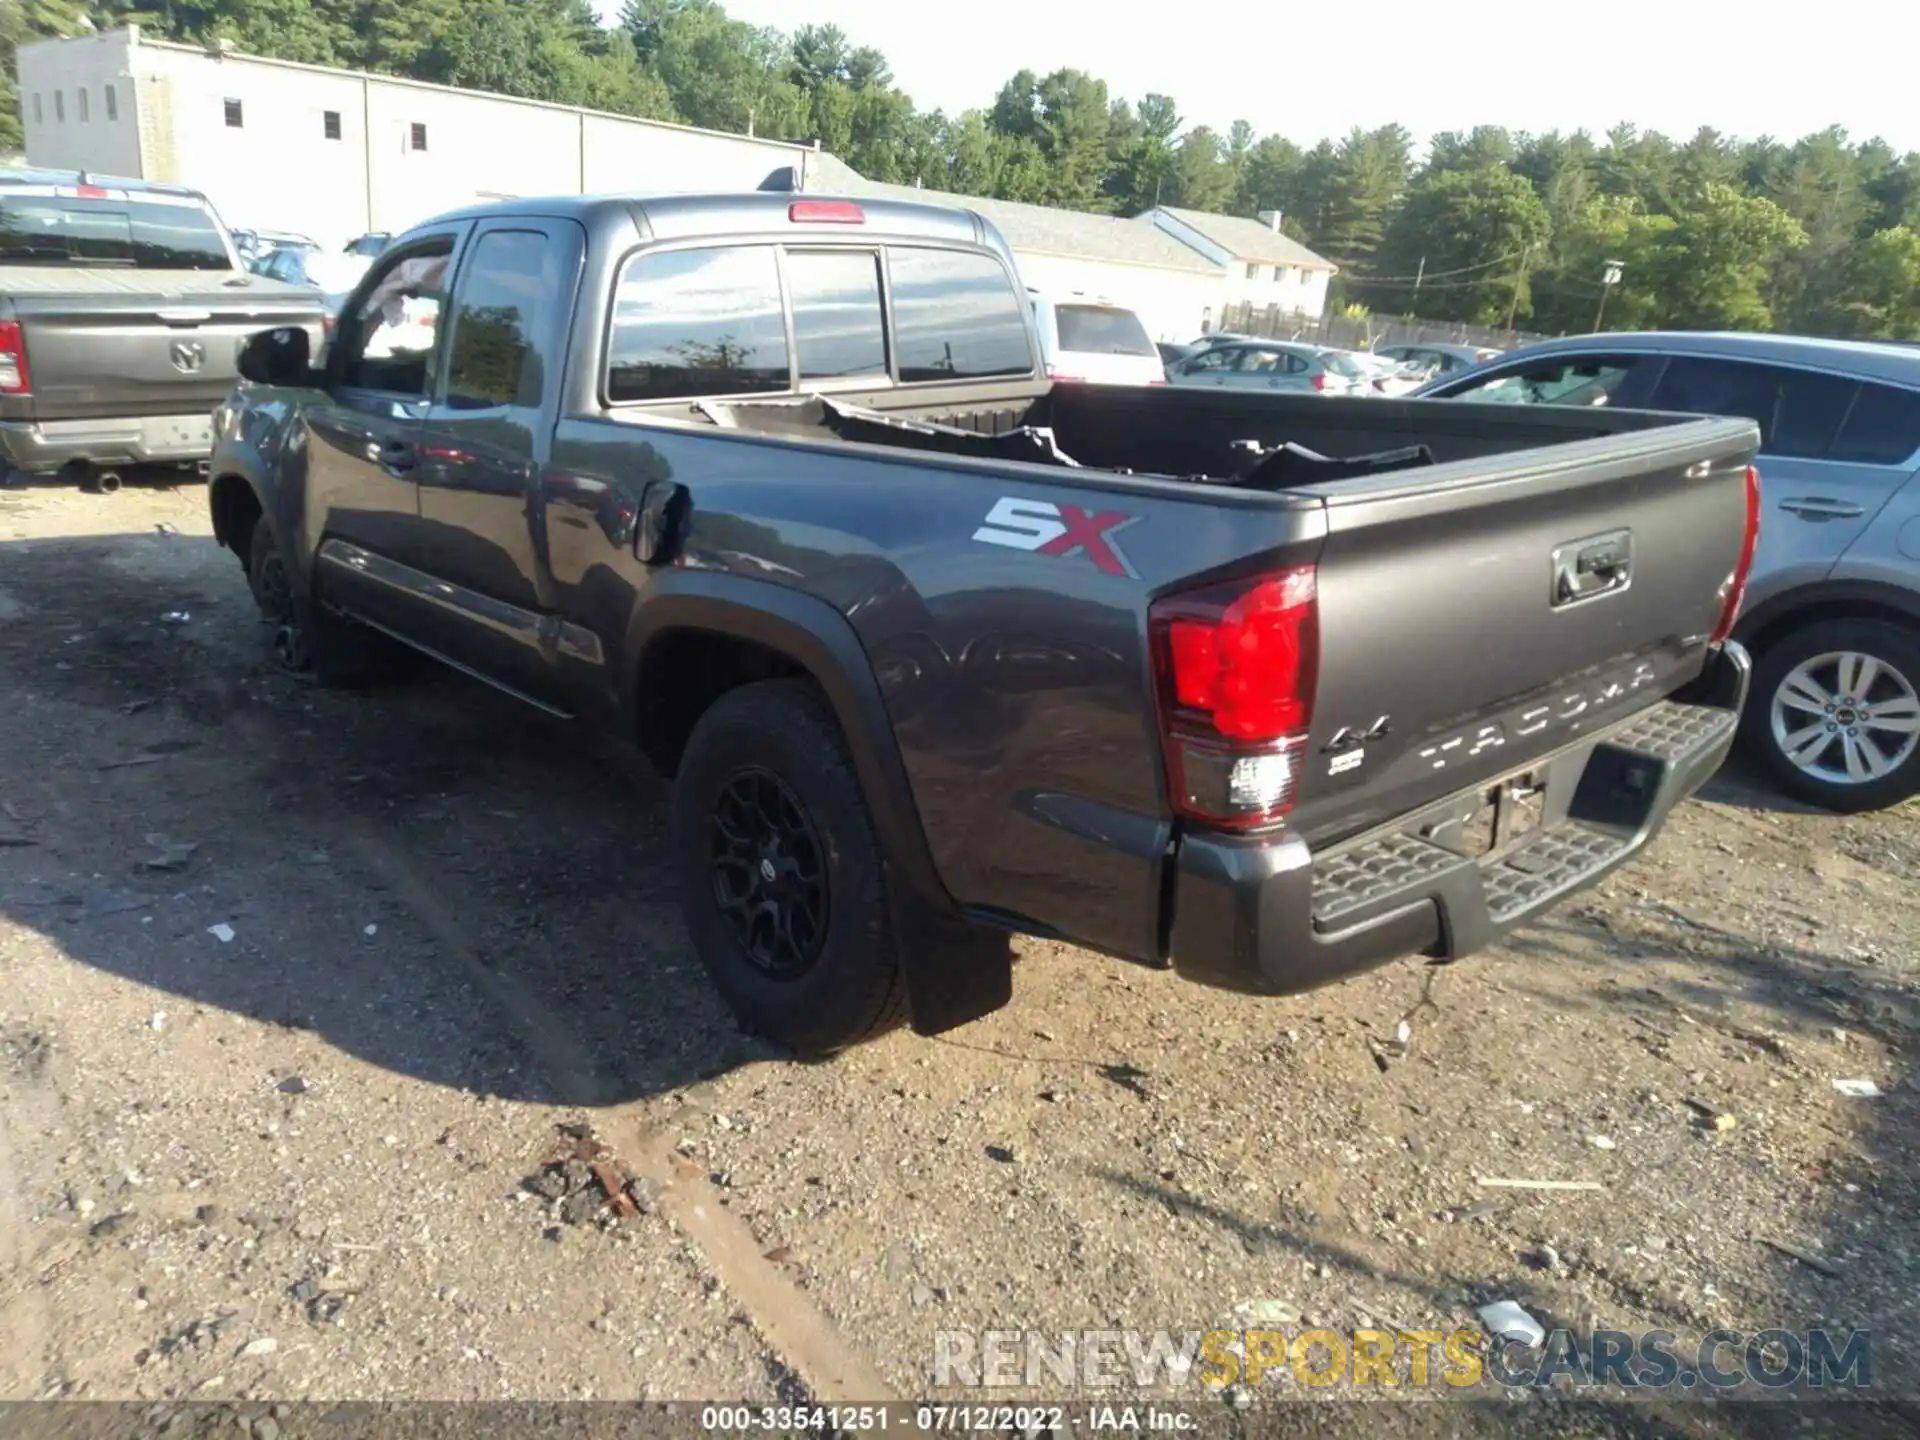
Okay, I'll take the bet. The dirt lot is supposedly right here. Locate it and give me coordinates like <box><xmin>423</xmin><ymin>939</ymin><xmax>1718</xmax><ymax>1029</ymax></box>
<box><xmin>0</xmin><ymin>481</ymin><xmax>1916</xmax><ymax>1436</ymax></box>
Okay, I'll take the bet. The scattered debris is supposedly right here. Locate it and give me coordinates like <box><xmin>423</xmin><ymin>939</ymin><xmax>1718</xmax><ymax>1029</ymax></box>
<box><xmin>89</xmin><ymin>1212</ymin><xmax>131</xmax><ymax>1238</ymax></box>
<box><xmin>239</xmin><ymin>1337</ymin><xmax>278</xmax><ymax>1358</ymax></box>
<box><xmin>1233</xmin><ymin>1298</ymin><xmax>1303</xmax><ymax>1325</ymax></box>
<box><xmin>276</xmin><ymin>1076</ymin><xmax>309</xmax><ymax>1095</ymax></box>
<box><xmin>99</xmin><ymin>755</ymin><xmax>168</xmax><ymax>772</ymax></box>
<box><xmin>148</xmin><ymin>1012</ymin><xmax>166</xmax><ymax>1032</ymax></box>
<box><xmin>207</xmin><ymin>923</ymin><xmax>236</xmax><ymax>944</ymax></box>
<box><xmin>1099</xmin><ymin>1063</ymin><xmax>1152</xmax><ymax>1098</ymax></box>
<box><xmin>1039</xmin><ymin>1088</ymin><xmax>1066</xmax><ymax>1103</ymax></box>
<box><xmin>1530</xmin><ymin>1244</ymin><xmax>1562</xmax><ymax>1272</ymax></box>
<box><xmin>0</xmin><ymin>830</ymin><xmax>35</xmax><ymax>848</ymax></box>
<box><xmin>519</xmin><ymin>1122</ymin><xmax>645</xmax><ymax>1231</ymax></box>
<box><xmin>762</xmin><ymin>1245</ymin><xmax>797</xmax><ymax>1267</ymax></box>
<box><xmin>1586</xmin><ymin>1134</ymin><xmax>1617</xmax><ymax>1150</ymax></box>
<box><xmin>1477</xmin><ymin>1177</ymin><xmax>1606</xmax><ymax>1192</ymax></box>
<box><xmin>120</xmin><ymin>697</ymin><xmax>159</xmax><ymax>715</ymax></box>
<box><xmin>69</xmin><ymin>888</ymin><xmax>148</xmax><ymax>920</ymax></box>
<box><xmin>1683</xmin><ymin>1097</ymin><xmax>1737</xmax><ymax>1131</ymax></box>
<box><xmin>140</xmin><ymin>833</ymin><xmax>200</xmax><ymax>872</ymax></box>
<box><xmin>362</xmin><ymin>923</ymin><xmax>378</xmax><ymax>937</ymax></box>
<box><xmin>159</xmin><ymin>611</ymin><xmax>192</xmax><ymax>627</ymax></box>
<box><xmin>1478</xmin><ymin>1300</ymin><xmax>1546</xmax><ymax>1347</ymax></box>
<box><xmin>1832</xmin><ymin>1078</ymin><xmax>1883</xmax><ymax>1098</ymax></box>
<box><xmin>984</xmin><ymin>1144</ymin><xmax>1016</xmax><ymax>1164</ymax></box>
<box><xmin>1762</xmin><ymin>1238</ymin><xmax>1840</xmax><ymax>1277</ymax></box>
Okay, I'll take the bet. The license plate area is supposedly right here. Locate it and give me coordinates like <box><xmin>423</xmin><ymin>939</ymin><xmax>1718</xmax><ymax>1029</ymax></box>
<box><xmin>1421</xmin><ymin>770</ymin><xmax>1547</xmax><ymax>861</ymax></box>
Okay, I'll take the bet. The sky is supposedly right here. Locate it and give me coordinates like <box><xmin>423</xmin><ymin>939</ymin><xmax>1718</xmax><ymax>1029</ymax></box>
<box><xmin>607</xmin><ymin>0</ymin><xmax>1920</xmax><ymax>157</ymax></box>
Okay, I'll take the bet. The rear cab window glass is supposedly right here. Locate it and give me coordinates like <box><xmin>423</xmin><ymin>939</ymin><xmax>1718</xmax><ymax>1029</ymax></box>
<box><xmin>885</xmin><ymin>247</ymin><xmax>1033</xmax><ymax>382</ymax></box>
<box><xmin>1650</xmin><ymin>358</ymin><xmax>1855</xmax><ymax>459</ymax></box>
<box><xmin>607</xmin><ymin>245</ymin><xmax>788</xmax><ymax>402</ymax></box>
<box><xmin>785</xmin><ymin>249</ymin><xmax>887</xmax><ymax>383</ymax></box>
<box><xmin>0</xmin><ymin>187</ymin><xmax>231</xmax><ymax>269</ymax></box>
<box><xmin>1830</xmin><ymin>383</ymin><xmax>1920</xmax><ymax>465</ymax></box>
<box><xmin>1054</xmin><ymin>305</ymin><xmax>1156</xmax><ymax>358</ymax></box>
<box><xmin>445</xmin><ymin>228</ymin><xmax>564</xmax><ymax>410</ymax></box>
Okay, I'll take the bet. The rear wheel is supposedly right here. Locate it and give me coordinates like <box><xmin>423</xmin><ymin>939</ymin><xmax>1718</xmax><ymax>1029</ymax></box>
<box><xmin>1744</xmin><ymin>618</ymin><xmax>1920</xmax><ymax>813</ymax></box>
<box><xmin>671</xmin><ymin>679</ymin><xmax>908</xmax><ymax>1056</ymax></box>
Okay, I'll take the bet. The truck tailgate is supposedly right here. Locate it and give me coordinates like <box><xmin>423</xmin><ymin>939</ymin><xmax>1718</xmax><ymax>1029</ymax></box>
<box><xmin>3</xmin><ymin>269</ymin><xmax>322</xmax><ymax>420</ymax></box>
<box><xmin>1288</xmin><ymin>417</ymin><xmax>1758</xmax><ymax>843</ymax></box>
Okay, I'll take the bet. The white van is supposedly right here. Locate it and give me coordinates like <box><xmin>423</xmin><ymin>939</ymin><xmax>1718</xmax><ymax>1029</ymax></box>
<box><xmin>1028</xmin><ymin>291</ymin><xmax>1167</xmax><ymax>387</ymax></box>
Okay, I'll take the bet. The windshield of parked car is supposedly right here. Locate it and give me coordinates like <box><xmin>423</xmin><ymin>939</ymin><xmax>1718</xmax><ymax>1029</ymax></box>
<box><xmin>1318</xmin><ymin>351</ymin><xmax>1367</xmax><ymax>379</ymax></box>
<box><xmin>0</xmin><ymin>189</ymin><xmax>232</xmax><ymax>269</ymax></box>
<box><xmin>1055</xmin><ymin>304</ymin><xmax>1156</xmax><ymax>357</ymax></box>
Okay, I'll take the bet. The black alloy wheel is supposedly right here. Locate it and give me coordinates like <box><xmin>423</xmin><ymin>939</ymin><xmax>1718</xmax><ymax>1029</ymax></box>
<box><xmin>708</xmin><ymin>766</ymin><xmax>830</xmax><ymax>980</ymax></box>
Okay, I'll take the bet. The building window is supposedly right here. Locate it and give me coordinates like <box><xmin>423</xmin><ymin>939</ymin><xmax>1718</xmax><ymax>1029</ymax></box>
<box><xmin>1244</xmin><ymin>261</ymin><xmax>1258</xmax><ymax>280</ymax></box>
<box><xmin>224</xmin><ymin>97</ymin><xmax>243</xmax><ymax>128</ymax></box>
<box><xmin>54</xmin><ymin>91</ymin><xmax>64</xmax><ymax>122</ymax></box>
<box><xmin>104</xmin><ymin>85</ymin><xmax>117</xmax><ymax>121</ymax></box>
<box><xmin>410</xmin><ymin>122</ymin><xmax>428</xmax><ymax>151</ymax></box>
<box><xmin>32</xmin><ymin>94</ymin><xmax>42</xmax><ymax>124</ymax></box>
<box><xmin>77</xmin><ymin>87</ymin><xmax>89</xmax><ymax>122</ymax></box>
<box><xmin>323</xmin><ymin>109</ymin><xmax>341</xmax><ymax>140</ymax></box>
<box><xmin>1275</xmin><ymin>266</ymin><xmax>1292</xmax><ymax>284</ymax></box>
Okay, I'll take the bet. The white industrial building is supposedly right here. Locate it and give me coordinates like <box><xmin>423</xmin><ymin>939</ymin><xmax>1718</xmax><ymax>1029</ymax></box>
<box><xmin>14</xmin><ymin>26</ymin><xmax>826</xmax><ymax>244</ymax></box>
<box><xmin>15</xmin><ymin>27</ymin><xmax>1335</xmax><ymax>340</ymax></box>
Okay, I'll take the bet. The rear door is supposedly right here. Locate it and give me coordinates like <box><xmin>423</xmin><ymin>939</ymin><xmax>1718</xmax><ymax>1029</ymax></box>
<box><xmin>302</xmin><ymin>224</ymin><xmax>465</xmax><ymax>633</ymax></box>
<box><xmin>1050</xmin><ymin>303</ymin><xmax>1162</xmax><ymax>386</ymax></box>
<box><xmin>408</xmin><ymin>217</ymin><xmax>584</xmax><ymax>696</ymax></box>
<box><xmin>1643</xmin><ymin>356</ymin><xmax>1913</xmax><ymax>592</ymax></box>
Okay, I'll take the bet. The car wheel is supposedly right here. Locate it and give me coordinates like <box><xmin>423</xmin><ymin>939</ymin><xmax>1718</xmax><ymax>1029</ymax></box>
<box><xmin>246</xmin><ymin>513</ymin><xmax>411</xmax><ymax>685</ymax></box>
<box><xmin>672</xmin><ymin>679</ymin><xmax>908</xmax><ymax>1056</ymax></box>
<box><xmin>1744</xmin><ymin>619</ymin><xmax>1920</xmax><ymax>813</ymax></box>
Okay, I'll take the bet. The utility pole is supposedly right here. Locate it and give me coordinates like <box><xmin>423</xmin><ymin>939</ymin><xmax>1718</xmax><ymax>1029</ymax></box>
<box><xmin>1593</xmin><ymin>259</ymin><xmax>1625</xmax><ymax>331</ymax></box>
<box><xmin>1504</xmin><ymin>244</ymin><xmax>1533</xmax><ymax>334</ymax></box>
<box><xmin>1412</xmin><ymin>256</ymin><xmax>1425</xmax><ymax>306</ymax></box>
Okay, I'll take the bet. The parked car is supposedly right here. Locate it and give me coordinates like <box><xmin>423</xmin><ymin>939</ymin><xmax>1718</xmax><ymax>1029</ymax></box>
<box><xmin>1378</xmin><ymin>342</ymin><xmax>1504</xmax><ymax>384</ymax></box>
<box><xmin>1028</xmin><ymin>291</ymin><xmax>1165</xmax><ymax>386</ymax></box>
<box><xmin>1158</xmin><ymin>340</ymin><xmax>1200</xmax><ymax>369</ymax></box>
<box><xmin>258</xmin><ymin>247</ymin><xmax>374</xmax><ymax>311</ymax></box>
<box><xmin>1344</xmin><ymin>349</ymin><xmax>1424</xmax><ymax>397</ymax></box>
<box><xmin>235</xmin><ymin>227</ymin><xmax>320</xmax><ymax>271</ymax></box>
<box><xmin>210</xmin><ymin>191</ymin><xmax>1756</xmax><ymax>1055</ymax></box>
<box><xmin>0</xmin><ymin>168</ymin><xmax>324</xmax><ymax>493</ymax></box>
<box><xmin>1414</xmin><ymin>331</ymin><xmax>1920</xmax><ymax>812</ymax></box>
<box><xmin>345</xmin><ymin>232</ymin><xmax>393</xmax><ymax>257</ymax></box>
<box><xmin>1166</xmin><ymin>339</ymin><xmax>1371</xmax><ymax>395</ymax></box>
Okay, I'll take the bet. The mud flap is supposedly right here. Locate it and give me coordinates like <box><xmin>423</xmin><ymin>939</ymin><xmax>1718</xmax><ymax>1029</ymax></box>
<box><xmin>888</xmin><ymin>876</ymin><xmax>1013</xmax><ymax>1036</ymax></box>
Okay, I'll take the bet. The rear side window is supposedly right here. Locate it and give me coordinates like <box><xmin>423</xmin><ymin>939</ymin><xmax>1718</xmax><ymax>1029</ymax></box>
<box><xmin>0</xmin><ymin>191</ymin><xmax>231</xmax><ymax>269</ymax></box>
<box><xmin>1319</xmin><ymin>351</ymin><xmax>1366</xmax><ymax>379</ymax></box>
<box><xmin>607</xmin><ymin>245</ymin><xmax>788</xmax><ymax>403</ymax></box>
<box><xmin>886</xmin><ymin>247</ymin><xmax>1033</xmax><ymax>383</ymax></box>
<box><xmin>785</xmin><ymin>249</ymin><xmax>887</xmax><ymax>383</ymax></box>
<box><xmin>1831</xmin><ymin>383</ymin><xmax>1920</xmax><ymax>465</ymax></box>
<box><xmin>1054</xmin><ymin>305</ymin><xmax>1156</xmax><ymax>358</ymax></box>
<box><xmin>1649</xmin><ymin>358</ymin><xmax>1856</xmax><ymax>459</ymax></box>
<box><xmin>1445</xmin><ymin>356</ymin><xmax>1649</xmax><ymax>407</ymax></box>
<box><xmin>444</xmin><ymin>228</ymin><xmax>564</xmax><ymax>410</ymax></box>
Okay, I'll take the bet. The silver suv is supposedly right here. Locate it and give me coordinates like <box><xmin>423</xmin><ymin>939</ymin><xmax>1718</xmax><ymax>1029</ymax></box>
<box><xmin>1417</xmin><ymin>332</ymin><xmax>1920</xmax><ymax>813</ymax></box>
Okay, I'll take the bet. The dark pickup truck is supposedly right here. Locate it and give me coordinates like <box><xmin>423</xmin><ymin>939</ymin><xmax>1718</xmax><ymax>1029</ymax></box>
<box><xmin>0</xmin><ymin>169</ymin><xmax>324</xmax><ymax>492</ymax></box>
<box><xmin>209</xmin><ymin>192</ymin><xmax>1759</xmax><ymax>1054</ymax></box>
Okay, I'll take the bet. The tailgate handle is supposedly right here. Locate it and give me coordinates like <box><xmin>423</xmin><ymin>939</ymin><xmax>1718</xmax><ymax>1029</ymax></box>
<box><xmin>1551</xmin><ymin>529</ymin><xmax>1632</xmax><ymax>607</ymax></box>
<box><xmin>156</xmin><ymin>309</ymin><xmax>213</xmax><ymax>327</ymax></box>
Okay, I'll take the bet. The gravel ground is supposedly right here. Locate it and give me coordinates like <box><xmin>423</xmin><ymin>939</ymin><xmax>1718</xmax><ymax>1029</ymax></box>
<box><xmin>0</xmin><ymin>481</ymin><xmax>1916</xmax><ymax>1437</ymax></box>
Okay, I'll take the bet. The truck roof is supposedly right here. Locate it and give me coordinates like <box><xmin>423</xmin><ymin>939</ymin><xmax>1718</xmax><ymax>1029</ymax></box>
<box><xmin>412</xmin><ymin>190</ymin><xmax>1002</xmax><ymax>256</ymax></box>
<box><xmin>0</xmin><ymin>166</ymin><xmax>211</xmax><ymax>202</ymax></box>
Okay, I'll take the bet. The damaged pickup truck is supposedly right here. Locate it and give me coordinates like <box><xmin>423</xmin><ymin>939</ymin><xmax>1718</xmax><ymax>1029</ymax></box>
<box><xmin>208</xmin><ymin>192</ymin><xmax>1760</xmax><ymax>1054</ymax></box>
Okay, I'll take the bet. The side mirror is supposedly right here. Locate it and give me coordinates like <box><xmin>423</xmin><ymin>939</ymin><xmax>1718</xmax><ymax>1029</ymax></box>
<box><xmin>237</xmin><ymin>326</ymin><xmax>314</xmax><ymax>387</ymax></box>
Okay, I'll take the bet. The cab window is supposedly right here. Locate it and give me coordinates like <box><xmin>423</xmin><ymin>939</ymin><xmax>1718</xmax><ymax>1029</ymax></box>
<box><xmin>1443</xmin><ymin>355</ymin><xmax>1651</xmax><ymax>408</ymax></box>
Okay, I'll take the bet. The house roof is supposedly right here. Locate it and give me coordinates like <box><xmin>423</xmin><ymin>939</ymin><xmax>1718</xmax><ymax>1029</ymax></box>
<box><xmin>792</xmin><ymin>153</ymin><xmax>1219</xmax><ymax>276</ymax></box>
<box><xmin>1149</xmin><ymin>206</ymin><xmax>1335</xmax><ymax>270</ymax></box>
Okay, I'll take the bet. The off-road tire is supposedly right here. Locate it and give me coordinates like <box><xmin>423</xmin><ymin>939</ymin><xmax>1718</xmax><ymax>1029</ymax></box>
<box><xmin>1743</xmin><ymin>617</ymin><xmax>1920</xmax><ymax>814</ymax></box>
<box><xmin>246</xmin><ymin>513</ymin><xmax>412</xmax><ymax>687</ymax></box>
<box><xmin>672</xmin><ymin>679</ymin><xmax>909</xmax><ymax>1055</ymax></box>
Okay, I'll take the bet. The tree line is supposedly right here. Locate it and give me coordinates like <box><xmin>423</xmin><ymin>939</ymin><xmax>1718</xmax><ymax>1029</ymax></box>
<box><xmin>6</xmin><ymin>0</ymin><xmax>1918</xmax><ymax>339</ymax></box>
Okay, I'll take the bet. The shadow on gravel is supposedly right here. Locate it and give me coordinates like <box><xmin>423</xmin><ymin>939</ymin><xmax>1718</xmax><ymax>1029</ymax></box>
<box><xmin>0</xmin><ymin>534</ymin><xmax>767</xmax><ymax>1109</ymax></box>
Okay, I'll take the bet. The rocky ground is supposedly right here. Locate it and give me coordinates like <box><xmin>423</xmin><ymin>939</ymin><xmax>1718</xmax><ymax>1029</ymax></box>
<box><xmin>0</xmin><ymin>480</ymin><xmax>1916</xmax><ymax>1438</ymax></box>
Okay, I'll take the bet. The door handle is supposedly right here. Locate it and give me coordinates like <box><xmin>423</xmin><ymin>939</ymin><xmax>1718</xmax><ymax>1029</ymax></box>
<box><xmin>1779</xmin><ymin>496</ymin><xmax>1864</xmax><ymax>520</ymax></box>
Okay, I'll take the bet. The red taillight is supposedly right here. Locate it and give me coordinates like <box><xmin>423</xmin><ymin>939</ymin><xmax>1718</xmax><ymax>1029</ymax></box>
<box><xmin>789</xmin><ymin>200</ymin><xmax>865</xmax><ymax>225</ymax></box>
<box><xmin>1711</xmin><ymin>464</ymin><xmax>1761</xmax><ymax>646</ymax></box>
<box><xmin>1310</xmin><ymin>373</ymin><xmax>1327</xmax><ymax>391</ymax></box>
<box><xmin>1151</xmin><ymin>567</ymin><xmax>1319</xmax><ymax>828</ymax></box>
<box><xmin>1046</xmin><ymin>367</ymin><xmax>1086</xmax><ymax>384</ymax></box>
<box><xmin>74</xmin><ymin>184</ymin><xmax>110</xmax><ymax>198</ymax></box>
<box><xmin>0</xmin><ymin>321</ymin><xmax>30</xmax><ymax>395</ymax></box>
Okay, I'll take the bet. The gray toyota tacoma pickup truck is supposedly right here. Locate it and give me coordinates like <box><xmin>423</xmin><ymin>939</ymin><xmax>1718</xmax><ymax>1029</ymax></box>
<box><xmin>0</xmin><ymin>168</ymin><xmax>323</xmax><ymax>492</ymax></box>
<box><xmin>207</xmin><ymin>192</ymin><xmax>1760</xmax><ymax>1054</ymax></box>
